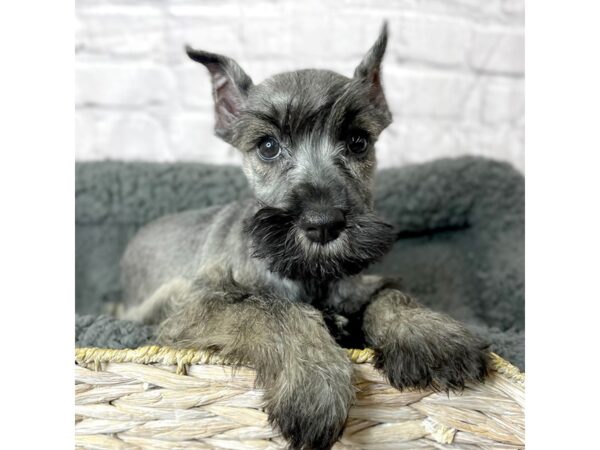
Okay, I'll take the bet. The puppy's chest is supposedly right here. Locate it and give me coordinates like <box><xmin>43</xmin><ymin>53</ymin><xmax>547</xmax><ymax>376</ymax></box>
<box><xmin>299</xmin><ymin>279</ymin><xmax>367</xmax><ymax>347</ymax></box>
<box><xmin>299</xmin><ymin>278</ymin><xmax>331</xmax><ymax>308</ymax></box>
<box><xmin>258</xmin><ymin>272</ymin><xmax>370</xmax><ymax>346</ymax></box>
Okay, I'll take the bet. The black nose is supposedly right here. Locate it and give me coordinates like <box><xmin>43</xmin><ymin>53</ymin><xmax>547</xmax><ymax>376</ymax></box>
<box><xmin>300</xmin><ymin>208</ymin><xmax>346</xmax><ymax>245</ymax></box>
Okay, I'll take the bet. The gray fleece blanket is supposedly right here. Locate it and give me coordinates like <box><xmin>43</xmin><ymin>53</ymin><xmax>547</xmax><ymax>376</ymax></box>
<box><xmin>75</xmin><ymin>156</ymin><xmax>524</xmax><ymax>369</ymax></box>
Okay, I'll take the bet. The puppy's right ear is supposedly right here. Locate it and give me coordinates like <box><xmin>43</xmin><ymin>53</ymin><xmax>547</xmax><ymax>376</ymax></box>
<box><xmin>185</xmin><ymin>46</ymin><xmax>253</xmax><ymax>143</ymax></box>
<box><xmin>353</xmin><ymin>23</ymin><xmax>391</xmax><ymax>126</ymax></box>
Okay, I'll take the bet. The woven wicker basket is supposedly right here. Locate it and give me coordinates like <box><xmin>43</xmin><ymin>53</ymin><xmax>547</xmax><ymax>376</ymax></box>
<box><xmin>75</xmin><ymin>346</ymin><xmax>524</xmax><ymax>449</ymax></box>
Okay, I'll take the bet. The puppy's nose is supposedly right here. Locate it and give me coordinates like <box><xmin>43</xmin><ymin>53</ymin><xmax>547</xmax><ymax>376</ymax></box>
<box><xmin>300</xmin><ymin>208</ymin><xmax>346</xmax><ymax>245</ymax></box>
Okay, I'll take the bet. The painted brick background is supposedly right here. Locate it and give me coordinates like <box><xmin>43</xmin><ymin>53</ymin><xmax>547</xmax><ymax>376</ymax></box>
<box><xmin>75</xmin><ymin>0</ymin><xmax>525</xmax><ymax>171</ymax></box>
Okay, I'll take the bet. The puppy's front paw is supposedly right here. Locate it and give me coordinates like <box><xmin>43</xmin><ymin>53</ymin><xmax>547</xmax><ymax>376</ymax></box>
<box><xmin>270</xmin><ymin>404</ymin><xmax>345</xmax><ymax>450</ymax></box>
<box><xmin>266</xmin><ymin>370</ymin><xmax>353</xmax><ymax>450</ymax></box>
<box><xmin>374</xmin><ymin>309</ymin><xmax>490</xmax><ymax>391</ymax></box>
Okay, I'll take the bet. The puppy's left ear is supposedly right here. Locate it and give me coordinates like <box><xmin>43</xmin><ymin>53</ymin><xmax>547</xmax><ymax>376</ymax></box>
<box><xmin>354</xmin><ymin>23</ymin><xmax>391</xmax><ymax>123</ymax></box>
<box><xmin>186</xmin><ymin>46</ymin><xmax>254</xmax><ymax>143</ymax></box>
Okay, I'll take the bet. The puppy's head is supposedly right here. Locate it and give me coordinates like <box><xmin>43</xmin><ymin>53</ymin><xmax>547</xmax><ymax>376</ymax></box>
<box><xmin>187</xmin><ymin>24</ymin><xmax>395</xmax><ymax>280</ymax></box>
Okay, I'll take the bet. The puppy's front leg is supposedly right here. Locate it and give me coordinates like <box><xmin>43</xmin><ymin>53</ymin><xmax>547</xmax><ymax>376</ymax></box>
<box><xmin>363</xmin><ymin>289</ymin><xmax>490</xmax><ymax>391</ymax></box>
<box><xmin>157</xmin><ymin>281</ymin><xmax>353</xmax><ymax>450</ymax></box>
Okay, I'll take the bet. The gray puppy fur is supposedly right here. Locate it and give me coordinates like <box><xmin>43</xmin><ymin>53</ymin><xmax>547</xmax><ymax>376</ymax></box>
<box><xmin>121</xmin><ymin>24</ymin><xmax>489</xmax><ymax>450</ymax></box>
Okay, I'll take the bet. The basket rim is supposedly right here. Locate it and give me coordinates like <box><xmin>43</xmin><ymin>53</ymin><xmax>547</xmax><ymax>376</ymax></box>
<box><xmin>75</xmin><ymin>346</ymin><xmax>524</xmax><ymax>383</ymax></box>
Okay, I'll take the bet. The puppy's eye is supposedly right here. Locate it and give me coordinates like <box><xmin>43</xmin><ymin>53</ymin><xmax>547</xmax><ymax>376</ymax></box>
<box><xmin>257</xmin><ymin>136</ymin><xmax>281</xmax><ymax>161</ymax></box>
<box><xmin>346</xmin><ymin>131</ymin><xmax>369</xmax><ymax>155</ymax></box>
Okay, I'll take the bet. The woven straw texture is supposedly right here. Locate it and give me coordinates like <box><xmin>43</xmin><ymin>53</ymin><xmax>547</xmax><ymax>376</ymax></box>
<box><xmin>75</xmin><ymin>346</ymin><xmax>524</xmax><ymax>449</ymax></box>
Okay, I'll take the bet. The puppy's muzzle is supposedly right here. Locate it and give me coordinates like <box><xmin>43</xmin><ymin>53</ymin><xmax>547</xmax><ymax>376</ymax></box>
<box><xmin>299</xmin><ymin>207</ymin><xmax>346</xmax><ymax>245</ymax></box>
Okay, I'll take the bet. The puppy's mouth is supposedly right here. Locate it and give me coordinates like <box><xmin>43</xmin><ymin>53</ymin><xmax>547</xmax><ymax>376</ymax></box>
<box><xmin>244</xmin><ymin>206</ymin><xmax>395</xmax><ymax>281</ymax></box>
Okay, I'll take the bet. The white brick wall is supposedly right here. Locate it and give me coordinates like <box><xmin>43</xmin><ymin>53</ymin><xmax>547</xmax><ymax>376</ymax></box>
<box><xmin>75</xmin><ymin>0</ymin><xmax>525</xmax><ymax>171</ymax></box>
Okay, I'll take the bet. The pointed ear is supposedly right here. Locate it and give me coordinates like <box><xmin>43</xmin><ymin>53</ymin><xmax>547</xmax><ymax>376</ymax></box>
<box><xmin>353</xmin><ymin>23</ymin><xmax>391</xmax><ymax>122</ymax></box>
<box><xmin>185</xmin><ymin>46</ymin><xmax>253</xmax><ymax>142</ymax></box>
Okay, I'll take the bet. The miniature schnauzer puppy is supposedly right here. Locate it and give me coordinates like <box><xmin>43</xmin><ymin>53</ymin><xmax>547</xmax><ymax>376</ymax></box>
<box><xmin>121</xmin><ymin>24</ymin><xmax>489</xmax><ymax>450</ymax></box>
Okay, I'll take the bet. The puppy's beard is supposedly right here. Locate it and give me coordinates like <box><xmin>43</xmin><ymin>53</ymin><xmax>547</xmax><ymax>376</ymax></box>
<box><xmin>244</xmin><ymin>206</ymin><xmax>395</xmax><ymax>281</ymax></box>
